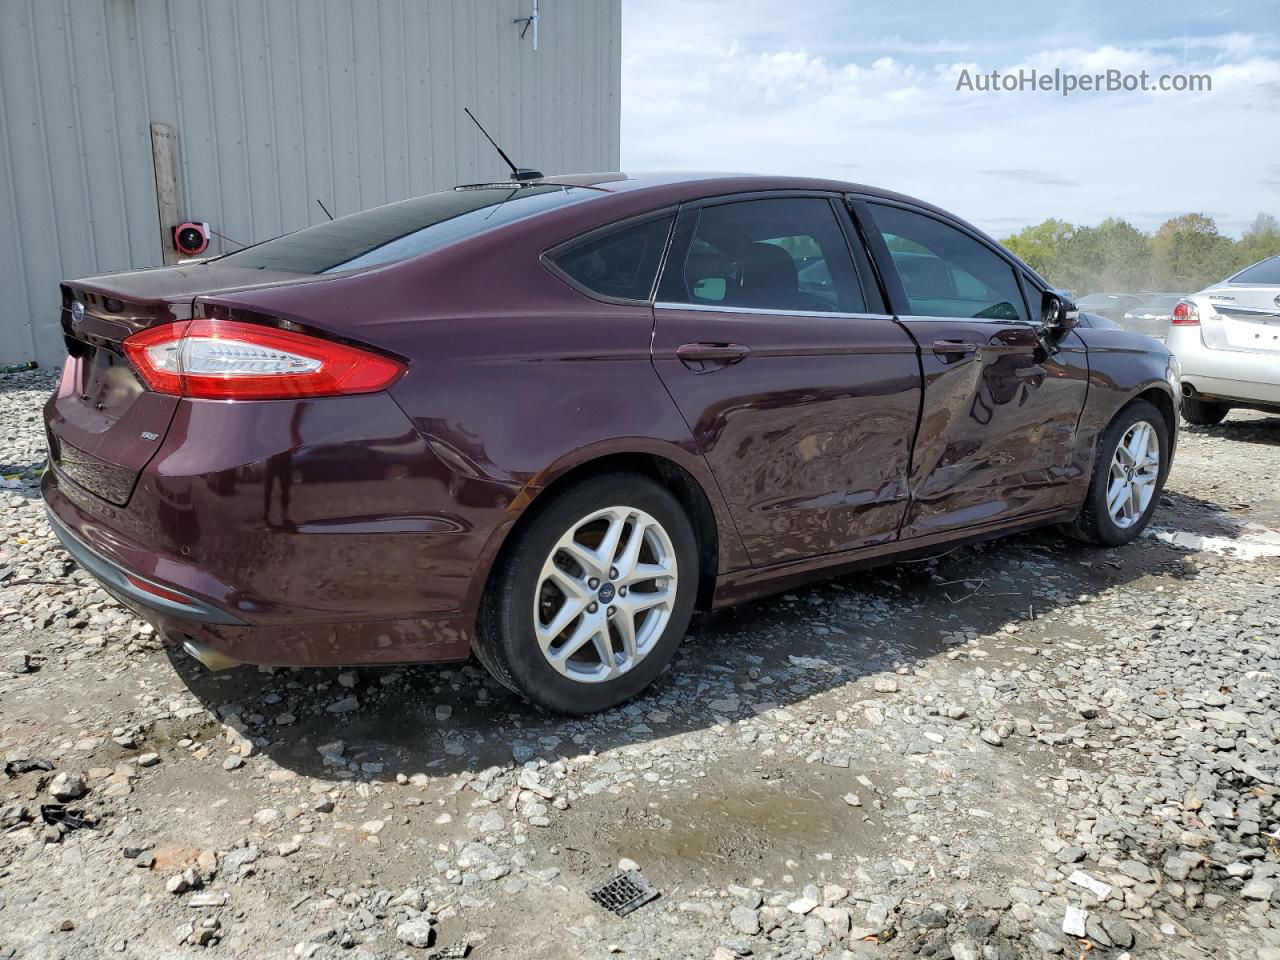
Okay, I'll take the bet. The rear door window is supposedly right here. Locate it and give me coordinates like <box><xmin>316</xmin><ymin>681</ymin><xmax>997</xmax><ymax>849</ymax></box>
<box><xmin>660</xmin><ymin>197</ymin><xmax>867</xmax><ymax>313</ymax></box>
<box><xmin>550</xmin><ymin>216</ymin><xmax>674</xmax><ymax>301</ymax></box>
<box><xmin>867</xmin><ymin>203</ymin><xmax>1028</xmax><ymax>322</ymax></box>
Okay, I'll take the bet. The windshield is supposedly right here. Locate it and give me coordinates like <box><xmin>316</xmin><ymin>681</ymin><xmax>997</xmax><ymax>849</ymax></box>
<box><xmin>216</xmin><ymin>185</ymin><xmax>594</xmax><ymax>275</ymax></box>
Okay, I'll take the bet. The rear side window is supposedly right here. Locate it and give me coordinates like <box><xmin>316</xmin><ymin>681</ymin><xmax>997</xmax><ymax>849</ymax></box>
<box><xmin>217</xmin><ymin>185</ymin><xmax>594</xmax><ymax>275</ymax></box>
<box><xmin>868</xmin><ymin>203</ymin><xmax>1028</xmax><ymax>323</ymax></box>
<box><xmin>550</xmin><ymin>216</ymin><xmax>674</xmax><ymax>301</ymax></box>
<box><xmin>661</xmin><ymin>197</ymin><xmax>867</xmax><ymax>313</ymax></box>
<box><xmin>1230</xmin><ymin>256</ymin><xmax>1280</xmax><ymax>284</ymax></box>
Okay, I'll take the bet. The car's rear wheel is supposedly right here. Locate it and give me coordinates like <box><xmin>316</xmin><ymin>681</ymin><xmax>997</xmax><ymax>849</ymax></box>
<box><xmin>475</xmin><ymin>473</ymin><xmax>698</xmax><ymax>714</ymax></box>
<box><xmin>1180</xmin><ymin>395</ymin><xmax>1229</xmax><ymax>426</ymax></box>
<box><xmin>1065</xmin><ymin>399</ymin><xmax>1169</xmax><ymax>546</ymax></box>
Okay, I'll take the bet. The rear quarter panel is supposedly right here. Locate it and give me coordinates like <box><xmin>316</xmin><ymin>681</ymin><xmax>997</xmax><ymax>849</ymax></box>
<box><xmin>384</xmin><ymin>304</ymin><xmax>749</xmax><ymax>611</ymax></box>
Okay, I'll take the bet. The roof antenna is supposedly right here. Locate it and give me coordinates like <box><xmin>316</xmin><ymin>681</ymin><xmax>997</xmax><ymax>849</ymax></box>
<box><xmin>316</xmin><ymin>199</ymin><xmax>334</xmax><ymax>221</ymax></box>
<box><xmin>464</xmin><ymin>107</ymin><xmax>543</xmax><ymax>182</ymax></box>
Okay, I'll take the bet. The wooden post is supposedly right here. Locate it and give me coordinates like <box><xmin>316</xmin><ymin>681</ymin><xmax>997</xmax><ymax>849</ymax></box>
<box><xmin>150</xmin><ymin>122</ymin><xmax>180</xmax><ymax>265</ymax></box>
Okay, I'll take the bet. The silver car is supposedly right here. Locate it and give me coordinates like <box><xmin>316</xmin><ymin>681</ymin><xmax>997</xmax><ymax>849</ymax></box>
<box><xmin>1168</xmin><ymin>255</ymin><xmax>1280</xmax><ymax>425</ymax></box>
<box><xmin>1122</xmin><ymin>293</ymin><xmax>1184</xmax><ymax>341</ymax></box>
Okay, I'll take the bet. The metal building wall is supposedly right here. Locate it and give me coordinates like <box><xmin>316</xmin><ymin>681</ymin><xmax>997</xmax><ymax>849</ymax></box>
<box><xmin>0</xmin><ymin>0</ymin><xmax>622</xmax><ymax>367</ymax></box>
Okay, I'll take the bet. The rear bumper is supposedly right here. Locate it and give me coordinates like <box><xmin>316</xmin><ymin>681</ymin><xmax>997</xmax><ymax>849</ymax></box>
<box><xmin>44</xmin><ymin>470</ymin><xmax>478</xmax><ymax>667</ymax></box>
<box><xmin>1170</xmin><ymin>329</ymin><xmax>1280</xmax><ymax>405</ymax></box>
<box><xmin>45</xmin><ymin>505</ymin><xmax>244</xmax><ymax>625</ymax></box>
<box><xmin>1183</xmin><ymin>374</ymin><xmax>1280</xmax><ymax>407</ymax></box>
<box><xmin>39</xmin><ymin>388</ymin><xmax>506</xmax><ymax>667</ymax></box>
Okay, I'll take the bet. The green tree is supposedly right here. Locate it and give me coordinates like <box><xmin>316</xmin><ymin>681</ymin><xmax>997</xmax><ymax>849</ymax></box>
<box><xmin>1059</xmin><ymin>218</ymin><xmax>1152</xmax><ymax>294</ymax></box>
<box><xmin>1151</xmin><ymin>213</ymin><xmax>1235</xmax><ymax>291</ymax></box>
<box><xmin>1234</xmin><ymin>213</ymin><xmax>1280</xmax><ymax>272</ymax></box>
<box><xmin>1003</xmin><ymin>218</ymin><xmax>1075</xmax><ymax>281</ymax></box>
<box><xmin>1001</xmin><ymin>212</ymin><xmax>1279</xmax><ymax>297</ymax></box>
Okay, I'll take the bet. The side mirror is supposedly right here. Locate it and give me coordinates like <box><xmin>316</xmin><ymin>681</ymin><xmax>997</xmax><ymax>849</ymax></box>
<box><xmin>1041</xmin><ymin>289</ymin><xmax>1080</xmax><ymax>335</ymax></box>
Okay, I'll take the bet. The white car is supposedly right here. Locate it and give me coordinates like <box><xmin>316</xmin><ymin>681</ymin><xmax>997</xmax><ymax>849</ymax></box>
<box><xmin>1168</xmin><ymin>255</ymin><xmax>1280</xmax><ymax>425</ymax></box>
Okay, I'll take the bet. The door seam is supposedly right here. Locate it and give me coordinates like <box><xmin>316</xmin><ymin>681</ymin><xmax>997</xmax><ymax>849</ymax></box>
<box><xmin>647</xmin><ymin>304</ymin><xmax>755</xmax><ymax>572</ymax></box>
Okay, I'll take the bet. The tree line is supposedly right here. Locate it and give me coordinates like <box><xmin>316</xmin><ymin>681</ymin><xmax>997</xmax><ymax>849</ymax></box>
<box><xmin>1000</xmin><ymin>213</ymin><xmax>1280</xmax><ymax>297</ymax></box>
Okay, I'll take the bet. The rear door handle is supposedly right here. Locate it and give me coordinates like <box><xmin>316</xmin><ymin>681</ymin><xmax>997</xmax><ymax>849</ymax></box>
<box><xmin>677</xmin><ymin>342</ymin><xmax>750</xmax><ymax>370</ymax></box>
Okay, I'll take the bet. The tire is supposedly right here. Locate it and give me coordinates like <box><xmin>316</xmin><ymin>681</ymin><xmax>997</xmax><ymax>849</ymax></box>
<box><xmin>1065</xmin><ymin>399</ymin><xmax>1170</xmax><ymax>546</ymax></box>
<box><xmin>1180</xmin><ymin>395</ymin><xmax>1229</xmax><ymax>426</ymax></box>
<box><xmin>475</xmin><ymin>472</ymin><xmax>699</xmax><ymax>714</ymax></box>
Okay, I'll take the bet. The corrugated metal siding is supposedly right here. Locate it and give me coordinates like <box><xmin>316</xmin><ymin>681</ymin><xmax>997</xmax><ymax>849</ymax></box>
<box><xmin>0</xmin><ymin>0</ymin><xmax>621</xmax><ymax>367</ymax></box>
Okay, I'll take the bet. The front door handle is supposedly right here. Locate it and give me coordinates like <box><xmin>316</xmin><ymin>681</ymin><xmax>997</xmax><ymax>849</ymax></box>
<box><xmin>932</xmin><ymin>339</ymin><xmax>979</xmax><ymax>362</ymax></box>
<box><xmin>677</xmin><ymin>342</ymin><xmax>750</xmax><ymax>371</ymax></box>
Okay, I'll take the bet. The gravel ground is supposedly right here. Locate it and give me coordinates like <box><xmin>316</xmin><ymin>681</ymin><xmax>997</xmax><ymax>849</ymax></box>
<box><xmin>2</xmin><ymin>366</ymin><xmax>1279</xmax><ymax>960</ymax></box>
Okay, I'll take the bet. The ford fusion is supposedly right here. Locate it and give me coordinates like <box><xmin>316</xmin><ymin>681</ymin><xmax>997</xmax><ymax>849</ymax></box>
<box><xmin>43</xmin><ymin>173</ymin><xmax>1179</xmax><ymax>713</ymax></box>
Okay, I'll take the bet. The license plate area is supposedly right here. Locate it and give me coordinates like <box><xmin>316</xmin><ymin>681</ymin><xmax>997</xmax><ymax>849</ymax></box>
<box><xmin>52</xmin><ymin>438</ymin><xmax>141</xmax><ymax>505</ymax></box>
<box><xmin>1220</xmin><ymin>314</ymin><xmax>1280</xmax><ymax>353</ymax></box>
<box><xmin>66</xmin><ymin>342</ymin><xmax>146</xmax><ymax>423</ymax></box>
<box><xmin>46</xmin><ymin>346</ymin><xmax>181</xmax><ymax>506</ymax></box>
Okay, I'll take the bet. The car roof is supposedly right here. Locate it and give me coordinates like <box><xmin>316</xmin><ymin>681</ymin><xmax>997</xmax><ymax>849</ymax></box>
<box><xmin>503</xmin><ymin>171</ymin><xmax>1048</xmax><ymax>286</ymax></box>
<box><xmin>533</xmin><ymin>170</ymin><xmax>956</xmax><ymax>214</ymax></box>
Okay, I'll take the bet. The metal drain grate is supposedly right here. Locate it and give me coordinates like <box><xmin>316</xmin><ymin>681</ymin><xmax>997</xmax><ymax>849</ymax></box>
<box><xmin>588</xmin><ymin>869</ymin><xmax>660</xmax><ymax>916</ymax></box>
<box><xmin>426</xmin><ymin>943</ymin><xmax>470</xmax><ymax>960</ymax></box>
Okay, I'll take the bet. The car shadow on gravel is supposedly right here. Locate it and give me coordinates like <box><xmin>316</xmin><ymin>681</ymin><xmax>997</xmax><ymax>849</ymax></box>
<box><xmin>165</xmin><ymin>511</ymin><xmax>1212</xmax><ymax>784</ymax></box>
<box><xmin>1181</xmin><ymin>412</ymin><xmax>1280</xmax><ymax>447</ymax></box>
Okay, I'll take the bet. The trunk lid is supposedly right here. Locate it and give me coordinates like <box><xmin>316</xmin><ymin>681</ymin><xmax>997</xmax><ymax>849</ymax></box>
<box><xmin>1201</xmin><ymin>284</ymin><xmax>1280</xmax><ymax>354</ymax></box>
<box><xmin>46</xmin><ymin>262</ymin><xmax>312</xmax><ymax>505</ymax></box>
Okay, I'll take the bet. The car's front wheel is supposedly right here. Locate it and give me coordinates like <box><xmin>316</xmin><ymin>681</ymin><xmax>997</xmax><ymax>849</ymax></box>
<box><xmin>475</xmin><ymin>472</ymin><xmax>699</xmax><ymax>714</ymax></box>
<box><xmin>1065</xmin><ymin>399</ymin><xmax>1170</xmax><ymax>546</ymax></box>
<box><xmin>1180</xmin><ymin>395</ymin><xmax>1229</xmax><ymax>426</ymax></box>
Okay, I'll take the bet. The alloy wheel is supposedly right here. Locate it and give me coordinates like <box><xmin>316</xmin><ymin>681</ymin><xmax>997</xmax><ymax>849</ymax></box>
<box><xmin>533</xmin><ymin>505</ymin><xmax>678</xmax><ymax>683</ymax></box>
<box><xmin>1106</xmin><ymin>420</ymin><xmax>1161</xmax><ymax>529</ymax></box>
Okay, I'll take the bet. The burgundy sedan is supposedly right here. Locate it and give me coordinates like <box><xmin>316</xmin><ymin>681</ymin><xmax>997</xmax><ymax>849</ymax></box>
<box><xmin>43</xmin><ymin>173</ymin><xmax>1179</xmax><ymax>713</ymax></box>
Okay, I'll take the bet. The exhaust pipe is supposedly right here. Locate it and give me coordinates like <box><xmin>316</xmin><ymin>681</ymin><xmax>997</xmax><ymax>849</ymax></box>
<box><xmin>182</xmin><ymin>637</ymin><xmax>242</xmax><ymax>671</ymax></box>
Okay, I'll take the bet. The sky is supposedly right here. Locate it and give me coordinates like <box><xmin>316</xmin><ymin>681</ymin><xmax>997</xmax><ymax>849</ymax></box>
<box><xmin>619</xmin><ymin>0</ymin><xmax>1280</xmax><ymax>239</ymax></box>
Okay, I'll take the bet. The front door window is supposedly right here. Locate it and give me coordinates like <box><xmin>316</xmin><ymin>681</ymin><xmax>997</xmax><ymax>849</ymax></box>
<box><xmin>871</xmin><ymin>203</ymin><xmax>1028</xmax><ymax>323</ymax></box>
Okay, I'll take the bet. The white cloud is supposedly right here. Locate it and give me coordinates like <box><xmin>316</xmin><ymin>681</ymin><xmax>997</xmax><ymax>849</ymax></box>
<box><xmin>620</xmin><ymin>1</ymin><xmax>1280</xmax><ymax>238</ymax></box>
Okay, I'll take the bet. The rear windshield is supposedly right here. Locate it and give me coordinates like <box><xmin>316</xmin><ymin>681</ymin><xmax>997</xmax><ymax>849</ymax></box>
<box><xmin>217</xmin><ymin>185</ymin><xmax>594</xmax><ymax>275</ymax></box>
<box><xmin>1230</xmin><ymin>256</ymin><xmax>1280</xmax><ymax>285</ymax></box>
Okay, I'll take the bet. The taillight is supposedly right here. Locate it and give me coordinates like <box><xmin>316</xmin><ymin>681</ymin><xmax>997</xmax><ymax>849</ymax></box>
<box><xmin>1170</xmin><ymin>300</ymin><xmax>1199</xmax><ymax>325</ymax></box>
<box><xmin>123</xmin><ymin>319</ymin><xmax>405</xmax><ymax>399</ymax></box>
<box><xmin>124</xmin><ymin>321</ymin><xmax>188</xmax><ymax>394</ymax></box>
